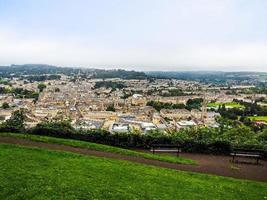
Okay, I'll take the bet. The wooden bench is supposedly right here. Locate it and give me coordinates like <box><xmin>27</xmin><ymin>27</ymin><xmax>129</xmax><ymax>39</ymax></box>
<box><xmin>230</xmin><ymin>149</ymin><xmax>263</xmax><ymax>164</ymax></box>
<box><xmin>150</xmin><ymin>144</ymin><xmax>182</xmax><ymax>157</ymax></box>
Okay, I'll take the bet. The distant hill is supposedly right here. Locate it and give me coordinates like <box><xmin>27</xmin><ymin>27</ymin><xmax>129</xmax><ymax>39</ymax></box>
<box><xmin>0</xmin><ymin>64</ymin><xmax>147</xmax><ymax>79</ymax></box>
<box><xmin>146</xmin><ymin>71</ymin><xmax>267</xmax><ymax>85</ymax></box>
<box><xmin>1</xmin><ymin>64</ymin><xmax>266</xmax><ymax>84</ymax></box>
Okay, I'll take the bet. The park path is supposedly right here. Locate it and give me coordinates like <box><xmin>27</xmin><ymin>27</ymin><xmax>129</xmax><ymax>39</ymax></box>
<box><xmin>0</xmin><ymin>136</ymin><xmax>266</xmax><ymax>182</ymax></box>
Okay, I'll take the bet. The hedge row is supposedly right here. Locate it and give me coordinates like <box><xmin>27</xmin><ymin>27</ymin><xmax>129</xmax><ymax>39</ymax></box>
<box><xmin>27</xmin><ymin>125</ymin><xmax>267</xmax><ymax>156</ymax></box>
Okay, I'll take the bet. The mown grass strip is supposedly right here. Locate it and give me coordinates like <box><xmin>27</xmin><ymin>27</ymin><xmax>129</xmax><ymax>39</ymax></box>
<box><xmin>207</xmin><ymin>102</ymin><xmax>245</xmax><ymax>109</ymax></box>
<box><xmin>248</xmin><ymin>116</ymin><xmax>267</xmax><ymax>122</ymax></box>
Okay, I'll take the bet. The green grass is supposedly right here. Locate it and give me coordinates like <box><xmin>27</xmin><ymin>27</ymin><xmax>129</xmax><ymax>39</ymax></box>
<box><xmin>0</xmin><ymin>144</ymin><xmax>266</xmax><ymax>200</ymax></box>
<box><xmin>208</xmin><ymin>102</ymin><xmax>245</xmax><ymax>109</ymax></box>
<box><xmin>248</xmin><ymin>116</ymin><xmax>267</xmax><ymax>122</ymax></box>
<box><xmin>0</xmin><ymin>132</ymin><xmax>195</xmax><ymax>165</ymax></box>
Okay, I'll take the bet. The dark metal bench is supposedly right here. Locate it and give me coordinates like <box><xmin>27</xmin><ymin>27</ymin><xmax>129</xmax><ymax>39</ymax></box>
<box><xmin>230</xmin><ymin>148</ymin><xmax>264</xmax><ymax>164</ymax></box>
<box><xmin>150</xmin><ymin>144</ymin><xmax>182</xmax><ymax>157</ymax></box>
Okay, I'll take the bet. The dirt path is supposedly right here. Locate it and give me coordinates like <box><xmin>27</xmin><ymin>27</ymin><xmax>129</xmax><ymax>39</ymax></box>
<box><xmin>0</xmin><ymin>136</ymin><xmax>266</xmax><ymax>182</ymax></box>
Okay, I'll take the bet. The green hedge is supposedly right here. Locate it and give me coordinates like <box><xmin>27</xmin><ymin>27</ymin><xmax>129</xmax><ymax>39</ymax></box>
<box><xmin>1</xmin><ymin>120</ymin><xmax>266</xmax><ymax>156</ymax></box>
<box><xmin>27</xmin><ymin>123</ymin><xmax>265</xmax><ymax>155</ymax></box>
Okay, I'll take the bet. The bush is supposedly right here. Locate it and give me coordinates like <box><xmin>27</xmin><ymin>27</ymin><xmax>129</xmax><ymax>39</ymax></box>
<box><xmin>30</xmin><ymin>121</ymin><xmax>76</xmax><ymax>137</ymax></box>
<box><xmin>3</xmin><ymin>118</ymin><xmax>266</xmax><ymax>155</ymax></box>
<box><xmin>0</xmin><ymin>109</ymin><xmax>25</xmax><ymax>133</ymax></box>
<box><xmin>208</xmin><ymin>141</ymin><xmax>232</xmax><ymax>155</ymax></box>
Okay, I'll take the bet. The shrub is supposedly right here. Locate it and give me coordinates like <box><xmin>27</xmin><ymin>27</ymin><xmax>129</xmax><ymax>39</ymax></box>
<box><xmin>4</xmin><ymin>119</ymin><xmax>266</xmax><ymax>155</ymax></box>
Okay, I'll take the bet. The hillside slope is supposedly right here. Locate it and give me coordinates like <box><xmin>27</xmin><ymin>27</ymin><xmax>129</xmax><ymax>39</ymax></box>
<box><xmin>0</xmin><ymin>143</ymin><xmax>266</xmax><ymax>200</ymax></box>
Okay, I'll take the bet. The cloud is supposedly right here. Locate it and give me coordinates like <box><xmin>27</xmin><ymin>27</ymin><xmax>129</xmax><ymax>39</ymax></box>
<box><xmin>0</xmin><ymin>28</ymin><xmax>267</xmax><ymax>72</ymax></box>
<box><xmin>0</xmin><ymin>0</ymin><xmax>267</xmax><ymax>71</ymax></box>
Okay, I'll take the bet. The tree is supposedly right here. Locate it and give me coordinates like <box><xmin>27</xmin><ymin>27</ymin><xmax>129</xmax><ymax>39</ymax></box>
<box><xmin>0</xmin><ymin>109</ymin><xmax>25</xmax><ymax>132</ymax></box>
<box><xmin>147</xmin><ymin>100</ymin><xmax>185</xmax><ymax>111</ymax></box>
<box><xmin>38</xmin><ymin>83</ymin><xmax>46</xmax><ymax>92</ymax></box>
<box><xmin>31</xmin><ymin>120</ymin><xmax>75</xmax><ymax>136</ymax></box>
<box><xmin>186</xmin><ymin>98</ymin><xmax>203</xmax><ymax>110</ymax></box>
<box><xmin>258</xmin><ymin>128</ymin><xmax>267</xmax><ymax>142</ymax></box>
<box><xmin>106</xmin><ymin>105</ymin><xmax>115</xmax><ymax>112</ymax></box>
<box><xmin>219</xmin><ymin>125</ymin><xmax>255</xmax><ymax>146</ymax></box>
<box><xmin>2</xmin><ymin>102</ymin><xmax>9</xmax><ymax>109</ymax></box>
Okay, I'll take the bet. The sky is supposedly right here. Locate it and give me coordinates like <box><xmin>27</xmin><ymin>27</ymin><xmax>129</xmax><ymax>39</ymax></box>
<box><xmin>0</xmin><ymin>0</ymin><xmax>267</xmax><ymax>71</ymax></box>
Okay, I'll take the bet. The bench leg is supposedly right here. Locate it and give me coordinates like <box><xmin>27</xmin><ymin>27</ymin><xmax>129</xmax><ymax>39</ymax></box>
<box><xmin>232</xmin><ymin>155</ymin><xmax>235</xmax><ymax>163</ymax></box>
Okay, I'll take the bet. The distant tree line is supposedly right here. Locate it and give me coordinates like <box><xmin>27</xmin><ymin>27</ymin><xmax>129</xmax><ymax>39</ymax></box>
<box><xmin>146</xmin><ymin>71</ymin><xmax>266</xmax><ymax>85</ymax></box>
<box><xmin>218</xmin><ymin>99</ymin><xmax>267</xmax><ymax>120</ymax></box>
<box><xmin>0</xmin><ymin>87</ymin><xmax>39</xmax><ymax>99</ymax></box>
<box><xmin>0</xmin><ymin>64</ymin><xmax>148</xmax><ymax>80</ymax></box>
<box><xmin>147</xmin><ymin>101</ymin><xmax>185</xmax><ymax>111</ymax></box>
<box><xmin>94</xmin><ymin>81</ymin><xmax>126</xmax><ymax>90</ymax></box>
<box><xmin>161</xmin><ymin>89</ymin><xmax>185</xmax><ymax>97</ymax></box>
<box><xmin>24</xmin><ymin>74</ymin><xmax>61</xmax><ymax>82</ymax></box>
<box><xmin>147</xmin><ymin>98</ymin><xmax>203</xmax><ymax>111</ymax></box>
<box><xmin>92</xmin><ymin>69</ymin><xmax>147</xmax><ymax>79</ymax></box>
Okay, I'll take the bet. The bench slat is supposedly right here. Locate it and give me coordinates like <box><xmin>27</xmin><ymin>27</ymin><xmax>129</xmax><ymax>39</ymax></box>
<box><xmin>151</xmin><ymin>149</ymin><xmax>181</xmax><ymax>152</ymax></box>
<box><xmin>230</xmin><ymin>153</ymin><xmax>261</xmax><ymax>158</ymax></box>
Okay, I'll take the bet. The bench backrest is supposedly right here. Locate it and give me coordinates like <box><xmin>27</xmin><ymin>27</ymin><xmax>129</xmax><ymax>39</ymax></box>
<box><xmin>151</xmin><ymin>144</ymin><xmax>181</xmax><ymax>149</ymax></box>
<box><xmin>232</xmin><ymin>148</ymin><xmax>264</xmax><ymax>156</ymax></box>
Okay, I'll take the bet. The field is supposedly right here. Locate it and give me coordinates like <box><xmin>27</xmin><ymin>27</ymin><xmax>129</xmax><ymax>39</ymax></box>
<box><xmin>0</xmin><ymin>133</ymin><xmax>195</xmax><ymax>165</ymax></box>
<box><xmin>0</xmin><ymin>143</ymin><xmax>266</xmax><ymax>200</ymax></box>
<box><xmin>248</xmin><ymin>116</ymin><xmax>267</xmax><ymax>122</ymax></box>
<box><xmin>207</xmin><ymin>102</ymin><xmax>245</xmax><ymax>109</ymax></box>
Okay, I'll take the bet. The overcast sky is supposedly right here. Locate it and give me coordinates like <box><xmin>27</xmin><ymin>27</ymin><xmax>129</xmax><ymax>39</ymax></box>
<box><xmin>0</xmin><ymin>0</ymin><xmax>267</xmax><ymax>71</ymax></box>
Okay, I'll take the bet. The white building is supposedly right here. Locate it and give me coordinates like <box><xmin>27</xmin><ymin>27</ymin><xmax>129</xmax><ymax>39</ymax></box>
<box><xmin>176</xmin><ymin>120</ymin><xmax>196</xmax><ymax>129</ymax></box>
<box><xmin>110</xmin><ymin>123</ymin><xmax>130</xmax><ymax>133</ymax></box>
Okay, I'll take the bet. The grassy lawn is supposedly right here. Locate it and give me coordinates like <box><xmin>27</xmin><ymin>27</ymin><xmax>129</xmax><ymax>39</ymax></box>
<box><xmin>208</xmin><ymin>102</ymin><xmax>245</xmax><ymax>109</ymax></box>
<box><xmin>0</xmin><ymin>144</ymin><xmax>266</xmax><ymax>200</ymax></box>
<box><xmin>248</xmin><ymin>116</ymin><xmax>267</xmax><ymax>122</ymax></box>
<box><xmin>0</xmin><ymin>132</ymin><xmax>195</xmax><ymax>165</ymax></box>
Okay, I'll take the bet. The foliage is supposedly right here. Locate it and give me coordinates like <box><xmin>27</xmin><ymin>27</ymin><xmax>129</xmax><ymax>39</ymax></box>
<box><xmin>0</xmin><ymin>109</ymin><xmax>25</xmax><ymax>132</ymax></box>
<box><xmin>106</xmin><ymin>104</ymin><xmax>115</xmax><ymax>112</ymax></box>
<box><xmin>26</xmin><ymin>119</ymin><xmax>267</xmax><ymax>155</ymax></box>
<box><xmin>25</xmin><ymin>74</ymin><xmax>61</xmax><ymax>82</ymax></box>
<box><xmin>218</xmin><ymin>105</ymin><xmax>238</xmax><ymax>120</ymax></box>
<box><xmin>2</xmin><ymin>102</ymin><xmax>9</xmax><ymax>109</ymax></box>
<box><xmin>219</xmin><ymin>126</ymin><xmax>256</xmax><ymax>146</ymax></box>
<box><xmin>234</xmin><ymin>99</ymin><xmax>267</xmax><ymax>116</ymax></box>
<box><xmin>258</xmin><ymin>128</ymin><xmax>267</xmax><ymax>142</ymax></box>
<box><xmin>186</xmin><ymin>98</ymin><xmax>203</xmax><ymax>110</ymax></box>
<box><xmin>122</xmin><ymin>92</ymin><xmax>132</xmax><ymax>99</ymax></box>
<box><xmin>0</xmin><ymin>79</ymin><xmax>10</xmax><ymax>85</ymax></box>
<box><xmin>0</xmin><ymin>87</ymin><xmax>39</xmax><ymax>99</ymax></box>
<box><xmin>1</xmin><ymin>113</ymin><xmax>266</xmax><ymax>155</ymax></box>
<box><xmin>0</xmin><ymin>64</ymin><xmax>79</xmax><ymax>77</ymax></box>
<box><xmin>94</xmin><ymin>81</ymin><xmax>125</xmax><ymax>90</ymax></box>
<box><xmin>31</xmin><ymin>120</ymin><xmax>75</xmax><ymax>137</ymax></box>
<box><xmin>147</xmin><ymin>100</ymin><xmax>185</xmax><ymax>111</ymax></box>
<box><xmin>241</xmin><ymin>86</ymin><xmax>267</xmax><ymax>95</ymax></box>
<box><xmin>217</xmin><ymin>100</ymin><xmax>267</xmax><ymax>124</ymax></box>
<box><xmin>161</xmin><ymin>89</ymin><xmax>185</xmax><ymax>97</ymax></box>
<box><xmin>147</xmin><ymin>71</ymin><xmax>267</xmax><ymax>85</ymax></box>
<box><xmin>37</xmin><ymin>83</ymin><xmax>46</xmax><ymax>92</ymax></box>
<box><xmin>92</xmin><ymin>69</ymin><xmax>147</xmax><ymax>79</ymax></box>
